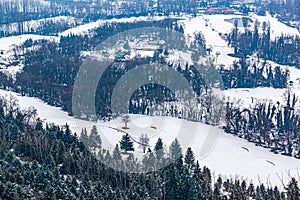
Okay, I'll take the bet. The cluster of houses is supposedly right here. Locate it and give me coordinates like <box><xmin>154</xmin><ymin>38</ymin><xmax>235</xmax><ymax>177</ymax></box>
<box><xmin>199</xmin><ymin>7</ymin><xmax>237</xmax><ymax>15</ymax></box>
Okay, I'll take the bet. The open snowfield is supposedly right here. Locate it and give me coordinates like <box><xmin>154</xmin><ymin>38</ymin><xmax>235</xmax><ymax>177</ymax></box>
<box><xmin>0</xmin><ymin>89</ymin><xmax>299</xmax><ymax>189</ymax></box>
<box><xmin>0</xmin><ymin>34</ymin><xmax>59</xmax><ymax>51</ymax></box>
<box><xmin>250</xmin><ymin>13</ymin><xmax>300</xmax><ymax>40</ymax></box>
<box><xmin>223</xmin><ymin>61</ymin><xmax>300</xmax><ymax>107</ymax></box>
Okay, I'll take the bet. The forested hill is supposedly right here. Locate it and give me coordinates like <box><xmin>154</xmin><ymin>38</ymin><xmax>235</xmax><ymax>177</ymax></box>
<box><xmin>0</xmin><ymin>93</ymin><xmax>299</xmax><ymax>199</ymax></box>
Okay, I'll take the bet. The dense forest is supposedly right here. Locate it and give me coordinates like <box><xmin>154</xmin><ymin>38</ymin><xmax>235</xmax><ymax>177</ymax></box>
<box><xmin>267</xmin><ymin>0</ymin><xmax>300</xmax><ymax>22</ymax></box>
<box><xmin>10</xmin><ymin>18</ymin><xmax>181</xmax><ymax>113</ymax></box>
<box><xmin>227</xmin><ymin>18</ymin><xmax>300</xmax><ymax>67</ymax></box>
<box><xmin>0</xmin><ymin>0</ymin><xmax>270</xmax><ymax>38</ymax></box>
<box><xmin>220</xmin><ymin>59</ymin><xmax>289</xmax><ymax>89</ymax></box>
<box><xmin>0</xmin><ymin>0</ymin><xmax>198</xmax><ymax>28</ymax></box>
<box><xmin>0</xmin><ymin>96</ymin><xmax>299</xmax><ymax>199</ymax></box>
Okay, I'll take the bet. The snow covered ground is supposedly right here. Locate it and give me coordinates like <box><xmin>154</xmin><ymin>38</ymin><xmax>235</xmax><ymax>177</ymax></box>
<box><xmin>223</xmin><ymin>61</ymin><xmax>300</xmax><ymax>107</ymax></box>
<box><xmin>182</xmin><ymin>13</ymin><xmax>300</xmax><ymax>105</ymax></box>
<box><xmin>0</xmin><ymin>88</ymin><xmax>299</xmax><ymax>189</ymax></box>
<box><xmin>0</xmin><ymin>16</ymin><xmax>76</xmax><ymax>36</ymax></box>
<box><xmin>250</xmin><ymin>13</ymin><xmax>300</xmax><ymax>40</ymax></box>
<box><xmin>60</xmin><ymin>16</ymin><xmax>167</xmax><ymax>36</ymax></box>
<box><xmin>182</xmin><ymin>15</ymin><xmax>237</xmax><ymax>66</ymax></box>
<box><xmin>0</xmin><ymin>34</ymin><xmax>59</xmax><ymax>76</ymax></box>
<box><xmin>182</xmin><ymin>13</ymin><xmax>300</xmax><ymax>67</ymax></box>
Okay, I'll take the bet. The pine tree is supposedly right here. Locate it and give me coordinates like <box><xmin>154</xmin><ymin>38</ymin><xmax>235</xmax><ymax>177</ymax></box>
<box><xmin>184</xmin><ymin>147</ymin><xmax>195</xmax><ymax>172</ymax></box>
<box><xmin>120</xmin><ymin>134</ymin><xmax>134</xmax><ymax>153</ymax></box>
<box><xmin>154</xmin><ymin>138</ymin><xmax>164</xmax><ymax>161</ymax></box>
<box><xmin>169</xmin><ymin>138</ymin><xmax>182</xmax><ymax>162</ymax></box>
<box><xmin>89</xmin><ymin>125</ymin><xmax>102</xmax><ymax>151</ymax></box>
<box><xmin>113</xmin><ymin>144</ymin><xmax>122</xmax><ymax>161</ymax></box>
<box><xmin>286</xmin><ymin>178</ymin><xmax>300</xmax><ymax>200</ymax></box>
<box><xmin>80</xmin><ymin>128</ymin><xmax>89</xmax><ymax>146</ymax></box>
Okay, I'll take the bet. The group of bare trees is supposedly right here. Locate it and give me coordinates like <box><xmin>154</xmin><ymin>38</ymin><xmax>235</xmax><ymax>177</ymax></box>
<box><xmin>225</xmin><ymin>91</ymin><xmax>300</xmax><ymax>157</ymax></box>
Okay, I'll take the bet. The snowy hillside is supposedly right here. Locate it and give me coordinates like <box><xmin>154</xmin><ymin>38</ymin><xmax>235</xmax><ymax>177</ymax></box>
<box><xmin>182</xmin><ymin>13</ymin><xmax>300</xmax><ymax>105</ymax></box>
<box><xmin>0</xmin><ymin>16</ymin><xmax>76</xmax><ymax>36</ymax></box>
<box><xmin>0</xmin><ymin>89</ymin><xmax>299</xmax><ymax>189</ymax></box>
<box><xmin>60</xmin><ymin>16</ymin><xmax>167</xmax><ymax>36</ymax></box>
<box><xmin>223</xmin><ymin>61</ymin><xmax>300</xmax><ymax>107</ymax></box>
<box><xmin>182</xmin><ymin>13</ymin><xmax>300</xmax><ymax>67</ymax></box>
<box><xmin>0</xmin><ymin>34</ymin><xmax>59</xmax><ymax>76</ymax></box>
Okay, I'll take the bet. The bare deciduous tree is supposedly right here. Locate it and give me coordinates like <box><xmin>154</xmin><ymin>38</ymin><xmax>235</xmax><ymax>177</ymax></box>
<box><xmin>122</xmin><ymin>114</ymin><xmax>130</xmax><ymax>129</ymax></box>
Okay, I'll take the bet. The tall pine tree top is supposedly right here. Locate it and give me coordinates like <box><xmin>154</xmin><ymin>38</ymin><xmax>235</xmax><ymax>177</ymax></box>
<box><xmin>120</xmin><ymin>133</ymin><xmax>134</xmax><ymax>153</ymax></box>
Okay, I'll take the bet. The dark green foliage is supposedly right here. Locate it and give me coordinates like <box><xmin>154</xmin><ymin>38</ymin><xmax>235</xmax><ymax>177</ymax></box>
<box><xmin>169</xmin><ymin>138</ymin><xmax>182</xmax><ymax>162</ymax></box>
<box><xmin>227</xmin><ymin>21</ymin><xmax>300</xmax><ymax>68</ymax></box>
<box><xmin>184</xmin><ymin>147</ymin><xmax>195</xmax><ymax>171</ymax></box>
<box><xmin>89</xmin><ymin>125</ymin><xmax>102</xmax><ymax>151</ymax></box>
<box><xmin>220</xmin><ymin>60</ymin><xmax>288</xmax><ymax>89</ymax></box>
<box><xmin>0</xmin><ymin>97</ymin><xmax>298</xmax><ymax>199</ymax></box>
<box><xmin>120</xmin><ymin>134</ymin><xmax>134</xmax><ymax>153</ymax></box>
<box><xmin>154</xmin><ymin>138</ymin><xmax>164</xmax><ymax>160</ymax></box>
<box><xmin>286</xmin><ymin>178</ymin><xmax>300</xmax><ymax>200</ymax></box>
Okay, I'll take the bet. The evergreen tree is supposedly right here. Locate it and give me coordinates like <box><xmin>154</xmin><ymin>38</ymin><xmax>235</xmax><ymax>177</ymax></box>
<box><xmin>286</xmin><ymin>178</ymin><xmax>300</xmax><ymax>200</ymax></box>
<box><xmin>154</xmin><ymin>138</ymin><xmax>164</xmax><ymax>161</ymax></box>
<box><xmin>184</xmin><ymin>147</ymin><xmax>195</xmax><ymax>172</ymax></box>
<box><xmin>89</xmin><ymin>125</ymin><xmax>102</xmax><ymax>151</ymax></box>
<box><xmin>169</xmin><ymin>138</ymin><xmax>182</xmax><ymax>162</ymax></box>
<box><xmin>80</xmin><ymin>128</ymin><xmax>89</xmax><ymax>146</ymax></box>
<box><xmin>120</xmin><ymin>134</ymin><xmax>134</xmax><ymax>153</ymax></box>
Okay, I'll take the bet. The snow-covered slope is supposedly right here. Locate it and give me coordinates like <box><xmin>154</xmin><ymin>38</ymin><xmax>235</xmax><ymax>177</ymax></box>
<box><xmin>0</xmin><ymin>16</ymin><xmax>76</xmax><ymax>35</ymax></box>
<box><xmin>0</xmin><ymin>34</ymin><xmax>59</xmax><ymax>76</ymax></box>
<box><xmin>60</xmin><ymin>16</ymin><xmax>167</xmax><ymax>36</ymax></box>
<box><xmin>182</xmin><ymin>13</ymin><xmax>300</xmax><ymax>67</ymax></box>
<box><xmin>0</xmin><ymin>89</ymin><xmax>299</xmax><ymax>189</ymax></box>
<box><xmin>250</xmin><ymin>13</ymin><xmax>300</xmax><ymax>40</ymax></box>
<box><xmin>182</xmin><ymin>13</ymin><xmax>300</xmax><ymax>105</ymax></box>
<box><xmin>184</xmin><ymin>15</ymin><xmax>237</xmax><ymax>66</ymax></box>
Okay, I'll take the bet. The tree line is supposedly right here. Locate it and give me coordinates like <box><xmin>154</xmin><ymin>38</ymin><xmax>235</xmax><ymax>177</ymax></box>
<box><xmin>0</xmin><ymin>96</ymin><xmax>299</xmax><ymax>199</ymax></box>
<box><xmin>220</xmin><ymin>59</ymin><xmax>289</xmax><ymax>89</ymax></box>
<box><xmin>227</xmin><ymin>18</ymin><xmax>300</xmax><ymax>67</ymax></box>
<box><xmin>225</xmin><ymin>90</ymin><xmax>300</xmax><ymax>158</ymax></box>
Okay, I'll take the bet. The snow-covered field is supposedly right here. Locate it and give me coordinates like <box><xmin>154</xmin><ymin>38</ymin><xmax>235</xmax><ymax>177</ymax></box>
<box><xmin>183</xmin><ymin>15</ymin><xmax>237</xmax><ymax>66</ymax></box>
<box><xmin>0</xmin><ymin>89</ymin><xmax>299</xmax><ymax>189</ymax></box>
<box><xmin>223</xmin><ymin>61</ymin><xmax>300</xmax><ymax>107</ymax></box>
<box><xmin>250</xmin><ymin>13</ymin><xmax>300</xmax><ymax>40</ymax></box>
